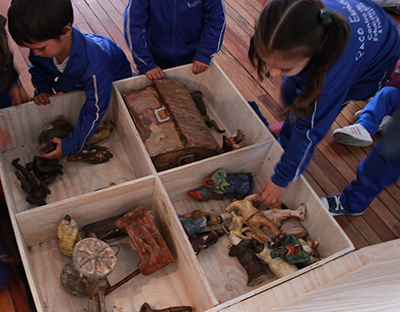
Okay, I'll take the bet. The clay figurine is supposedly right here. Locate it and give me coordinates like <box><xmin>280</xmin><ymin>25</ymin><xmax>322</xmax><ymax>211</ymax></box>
<box><xmin>57</xmin><ymin>214</ymin><xmax>81</xmax><ymax>258</ymax></box>
<box><xmin>86</xmin><ymin>119</ymin><xmax>114</xmax><ymax>145</ymax></box>
<box><xmin>228</xmin><ymin>239</ymin><xmax>267</xmax><ymax>287</ymax></box>
<box><xmin>222</xmin><ymin>129</ymin><xmax>245</xmax><ymax>152</ymax></box>
<box><xmin>270</xmin><ymin>234</ymin><xmax>310</xmax><ymax>265</ymax></box>
<box><xmin>178</xmin><ymin>214</ymin><xmax>209</xmax><ymax>237</ymax></box>
<box><xmin>256</xmin><ymin>243</ymin><xmax>298</xmax><ymax>278</ymax></box>
<box><xmin>261</xmin><ymin>203</ymin><xmax>306</xmax><ymax>227</ymax></box>
<box><xmin>140</xmin><ymin>302</ymin><xmax>193</xmax><ymax>312</ymax></box>
<box><xmin>39</xmin><ymin>117</ymin><xmax>74</xmax><ymax>153</ymax></box>
<box><xmin>191</xmin><ymin>90</ymin><xmax>225</xmax><ymax>133</ymax></box>
<box><xmin>188</xmin><ymin>168</ymin><xmax>255</xmax><ymax>202</ymax></box>
<box><xmin>67</xmin><ymin>144</ymin><xmax>113</xmax><ymax>164</ymax></box>
<box><xmin>226</xmin><ymin>193</ymin><xmax>282</xmax><ymax>245</ymax></box>
<box><xmin>279</xmin><ymin>217</ymin><xmax>308</xmax><ymax>238</ymax></box>
<box><xmin>298</xmin><ymin>238</ymin><xmax>321</xmax><ymax>266</ymax></box>
<box><xmin>228</xmin><ymin>211</ymin><xmax>251</xmax><ymax>243</ymax></box>
<box><xmin>12</xmin><ymin>158</ymin><xmax>50</xmax><ymax>206</ymax></box>
<box><xmin>26</xmin><ymin>156</ymin><xmax>63</xmax><ymax>184</ymax></box>
<box><xmin>189</xmin><ymin>227</ymin><xmax>228</xmax><ymax>255</ymax></box>
<box><xmin>183</xmin><ymin>209</ymin><xmax>218</xmax><ymax>225</ymax></box>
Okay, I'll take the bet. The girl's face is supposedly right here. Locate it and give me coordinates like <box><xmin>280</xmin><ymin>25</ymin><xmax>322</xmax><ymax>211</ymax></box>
<box><xmin>258</xmin><ymin>47</ymin><xmax>311</xmax><ymax>78</ymax></box>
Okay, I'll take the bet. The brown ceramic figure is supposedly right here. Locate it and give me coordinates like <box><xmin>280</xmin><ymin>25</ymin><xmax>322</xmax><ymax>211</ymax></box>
<box><xmin>226</xmin><ymin>193</ymin><xmax>281</xmax><ymax>245</ymax></box>
<box><xmin>189</xmin><ymin>227</ymin><xmax>227</xmax><ymax>255</ymax></box>
<box><xmin>228</xmin><ymin>239</ymin><xmax>267</xmax><ymax>287</ymax></box>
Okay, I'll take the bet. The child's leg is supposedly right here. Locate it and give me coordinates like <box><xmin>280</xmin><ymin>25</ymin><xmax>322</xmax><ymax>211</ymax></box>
<box><xmin>339</xmin><ymin>139</ymin><xmax>400</xmax><ymax>214</ymax></box>
<box><xmin>355</xmin><ymin>86</ymin><xmax>400</xmax><ymax>136</ymax></box>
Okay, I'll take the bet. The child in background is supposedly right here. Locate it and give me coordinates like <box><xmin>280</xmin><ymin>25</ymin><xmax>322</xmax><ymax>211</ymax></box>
<box><xmin>322</xmin><ymin>75</ymin><xmax>400</xmax><ymax>215</ymax></box>
<box><xmin>7</xmin><ymin>0</ymin><xmax>132</xmax><ymax>159</ymax></box>
<box><xmin>248</xmin><ymin>0</ymin><xmax>400</xmax><ymax>205</ymax></box>
<box><xmin>124</xmin><ymin>0</ymin><xmax>226</xmax><ymax>80</ymax></box>
<box><xmin>0</xmin><ymin>14</ymin><xmax>28</xmax><ymax>108</ymax></box>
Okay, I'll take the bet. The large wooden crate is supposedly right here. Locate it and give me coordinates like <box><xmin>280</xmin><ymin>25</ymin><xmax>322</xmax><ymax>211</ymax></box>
<box><xmin>0</xmin><ymin>62</ymin><xmax>354</xmax><ymax>312</ymax></box>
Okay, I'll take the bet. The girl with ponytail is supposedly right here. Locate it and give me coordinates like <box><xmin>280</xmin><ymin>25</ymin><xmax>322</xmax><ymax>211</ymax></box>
<box><xmin>248</xmin><ymin>0</ymin><xmax>400</xmax><ymax>205</ymax></box>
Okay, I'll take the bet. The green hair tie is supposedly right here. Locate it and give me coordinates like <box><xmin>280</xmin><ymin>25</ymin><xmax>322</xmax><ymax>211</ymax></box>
<box><xmin>319</xmin><ymin>9</ymin><xmax>332</xmax><ymax>27</ymax></box>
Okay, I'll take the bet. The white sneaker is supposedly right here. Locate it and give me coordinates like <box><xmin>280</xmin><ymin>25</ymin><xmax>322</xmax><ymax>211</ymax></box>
<box><xmin>333</xmin><ymin>124</ymin><xmax>373</xmax><ymax>146</ymax></box>
<box><xmin>354</xmin><ymin>110</ymin><xmax>393</xmax><ymax>133</ymax></box>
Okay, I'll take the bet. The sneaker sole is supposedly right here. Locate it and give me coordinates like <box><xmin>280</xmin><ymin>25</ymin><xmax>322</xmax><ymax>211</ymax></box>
<box><xmin>330</xmin><ymin>210</ymin><xmax>365</xmax><ymax>216</ymax></box>
<box><xmin>333</xmin><ymin>132</ymin><xmax>373</xmax><ymax>147</ymax></box>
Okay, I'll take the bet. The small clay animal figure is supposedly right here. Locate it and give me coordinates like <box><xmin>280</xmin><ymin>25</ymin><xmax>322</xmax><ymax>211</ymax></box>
<box><xmin>191</xmin><ymin>90</ymin><xmax>225</xmax><ymax>133</ymax></box>
<box><xmin>256</xmin><ymin>243</ymin><xmax>298</xmax><ymax>278</ymax></box>
<box><xmin>178</xmin><ymin>214</ymin><xmax>209</xmax><ymax>237</ymax></box>
<box><xmin>190</xmin><ymin>227</ymin><xmax>227</xmax><ymax>255</ymax></box>
<box><xmin>39</xmin><ymin>117</ymin><xmax>74</xmax><ymax>153</ymax></box>
<box><xmin>226</xmin><ymin>193</ymin><xmax>282</xmax><ymax>245</ymax></box>
<box><xmin>12</xmin><ymin>158</ymin><xmax>50</xmax><ymax>206</ymax></box>
<box><xmin>229</xmin><ymin>210</ymin><xmax>251</xmax><ymax>242</ymax></box>
<box><xmin>228</xmin><ymin>239</ymin><xmax>267</xmax><ymax>287</ymax></box>
<box><xmin>67</xmin><ymin>144</ymin><xmax>113</xmax><ymax>164</ymax></box>
<box><xmin>140</xmin><ymin>302</ymin><xmax>193</xmax><ymax>312</ymax></box>
<box><xmin>222</xmin><ymin>129</ymin><xmax>245</xmax><ymax>152</ymax></box>
<box><xmin>270</xmin><ymin>234</ymin><xmax>310</xmax><ymax>265</ymax></box>
<box><xmin>298</xmin><ymin>238</ymin><xmax>321</xmax><ymax>266</ymax></box>
<box><xmin>86</xmin><ymin>119</ymin><xmax>114</xmax><ymax>145</ymax></box>
<box><xmin>57</xmin><ymin>214</ymin><xmax>81</xmax><ymax>258</ymax></box>
<box><xmin>188</xmin><ymin>168</ymin><xmax>255</xmax><ymax>202</ymax></box>
<box><xmin>261</xmin><ymin>203</ymin><xmax>306</xmax><ymax>227</ymax></box>
<box><xmin>183</xmin><ymin>209</ymin><xmax>218</xmax><ymax>225</ymax></box>
<box><xmin>26</xmin><ymin>156</ymin><xmax>63</xmax><ymax>184</ymax></box>
<box><xmin>279</xmin><ymin>217</ymin><xmax>308</xmax><ymax>238</ymax></box>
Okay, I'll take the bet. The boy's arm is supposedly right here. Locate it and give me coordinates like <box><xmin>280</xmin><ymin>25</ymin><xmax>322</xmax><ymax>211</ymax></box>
<box><xmin>193</xmin><ymin>0</ymin><xmax>226</xmax><ymax>65</ymax></box>
<box><xmin>28</xmin><ymin>52</ymin><xmax>57</xmax><ymax>95</ymax></box>
<box><xmin>124</xmin><ymin>0</ymin><xmax>157</xmax><ymax>74</ymax></box>
<box><xmin>60</xmin><ymin>72</ymin><xmax>114</xmax><ymax>156</ymax></box>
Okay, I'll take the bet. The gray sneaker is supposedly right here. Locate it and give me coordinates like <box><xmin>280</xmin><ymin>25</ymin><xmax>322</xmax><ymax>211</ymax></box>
<box><xmin>354</xmin><ymin>110</ymin><xmax>393</xmax><ymax>134</ymax></box>
<box><xmin>333</xmin><ymin>124</ymin><xmax>373</xmax><ymax>146</ymax></box>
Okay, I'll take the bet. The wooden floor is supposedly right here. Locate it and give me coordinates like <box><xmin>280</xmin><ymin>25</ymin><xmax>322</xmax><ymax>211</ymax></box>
<box><xmin>1</xmin><ymin>0</ymin><xmax>400</xmax><ymax>310</ymax></box>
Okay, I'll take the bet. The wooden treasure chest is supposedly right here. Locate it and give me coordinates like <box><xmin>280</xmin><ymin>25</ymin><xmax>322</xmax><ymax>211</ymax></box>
<box><xmin>123</xmin><ymin>79</ymin><xmax>223</xmax><ymax>171</ymax></box>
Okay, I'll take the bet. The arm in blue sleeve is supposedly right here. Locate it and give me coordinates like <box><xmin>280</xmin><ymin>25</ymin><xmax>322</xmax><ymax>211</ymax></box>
<box><xmin>28</xmin><ymin>52</ymin><xmax>57</xmax><ymax>95</ymax></box>
<box><xmin>61</xmin><ymin>72</ymin><xmax>113</xmax><ymax>156</ymax></box>
<box><xmin>124</xmin><ymin>0</ymin><xmax>157</xmax><ymax>74</ymax></box>
<box><xmin>194</xmin><ymin>0</ymin><xmax>226</xmax><ymax>65</ymax></box>
<box><xmin>271</xmin><ymin>92</ymin><xmax>347</xmax><ymax>187</ymax></box>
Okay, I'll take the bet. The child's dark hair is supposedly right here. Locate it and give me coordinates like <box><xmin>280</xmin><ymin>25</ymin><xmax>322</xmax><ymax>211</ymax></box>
<box><xmin>7</xmin><ymin>0</ymin><xmax>74</xmax><ymax>46</ymax></box>
<box><xmin>0</xmin><ymin>15</ymin><xmax>11</xmax><ymax>92</ymax></box>
<box><xmin>248</xmin><ymin>0</ymin><xmax>350</xmax><ymax>118</ymax></box>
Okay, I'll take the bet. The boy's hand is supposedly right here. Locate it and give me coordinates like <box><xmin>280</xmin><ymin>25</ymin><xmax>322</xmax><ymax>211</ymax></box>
<box><xmin>39</xmin><ymin>137</ymin><xmax>62</xmax><ymax>159</ymax></box>
<box><xmin>145</xmin><ymin>67</ymin><xmax>164</xmax><ymax>80</ymax></box>
<box><xmin>31</xmin><ymin>92</ymin><xmax>64</xmax><ymax>105</ymax></box>
<box><xmin>0</xmin><ymin>128</ymin><xmax>10</xmax><ymax>149</ymax></box>
<box><xmin>192</xmin><ymin>60</ymin><xmax>209</xmax><ymax>75</ymax></box>
<box><xmin>9</xmin><ymin>82</ymin><xmax>29</xmax><ymax>105</ymax></box>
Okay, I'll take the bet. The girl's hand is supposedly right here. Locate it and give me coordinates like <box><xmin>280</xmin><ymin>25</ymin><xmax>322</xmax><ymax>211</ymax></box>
<box><xmin>145</xmin><ymin>67</ymin><xmax>164</xmax><ymax>80</ymax></box>
<box><xmin>39</xmin><ymin>137</ymin><xmax>62</xmax><ymax>159</ymax></box>
<box><xmin>9</xmin><ymin>81</ymin><xmax>29</xmax><ymax>105</ymax></box>
<box><xmin>260</xmin><ymin>178</ymin><xmax>286</xmax><ymax>205</ymax></box>
<box><xmin>0</xmin><ymin>128</ymin><xmax>10</xmax><ymax>149</ymax></box>
<box><xmin>192</xmin><ymin>60</ymin><xmax>209</xmax><ymax>75</ymax></box>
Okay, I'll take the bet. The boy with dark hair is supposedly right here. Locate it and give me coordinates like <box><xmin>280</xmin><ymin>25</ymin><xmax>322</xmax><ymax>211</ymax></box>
<box><xmin>7</xmin><ymin>0</ymin><xmax>132</xmax><ymax>159</ymax></box>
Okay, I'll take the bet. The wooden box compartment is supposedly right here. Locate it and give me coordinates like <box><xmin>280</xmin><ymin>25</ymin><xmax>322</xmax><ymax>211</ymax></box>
<box><xmin>159</xmin><ymin>142</ymin><xmax>355</xmax><ymax>309</ymax></box>
<box><xmin>0</xmin><ymin>90</ymin><xmax>154</xmax><ymax>212</ymax></box>
<box><xmin>0</xmin><ymin>62</ymin><xmax>355</xmax><ymax>312</ymax></box>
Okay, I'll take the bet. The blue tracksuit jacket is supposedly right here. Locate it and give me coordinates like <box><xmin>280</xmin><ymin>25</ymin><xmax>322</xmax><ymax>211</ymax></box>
<box><xmin>275</xmin><ymin>0</ymin><xmax>400</xmax><ymax>188</ymax></box>
<box><xmin>29</xmin><ymin>27</ymin><xmax>132</xmax><ymax>156</ymax></box>
<box><xmin>124</xmin><ymin>0</ymin><xmax>226</xmax><ymax>74</ymax></box>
